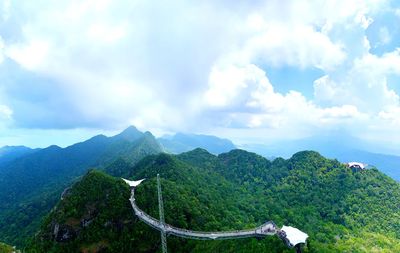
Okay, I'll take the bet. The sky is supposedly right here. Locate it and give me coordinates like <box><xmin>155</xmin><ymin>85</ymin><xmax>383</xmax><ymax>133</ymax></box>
<box><xmin>0</xmin><ymin>0</ymin><xmax>400</xmax><ymax>154</ymax></box>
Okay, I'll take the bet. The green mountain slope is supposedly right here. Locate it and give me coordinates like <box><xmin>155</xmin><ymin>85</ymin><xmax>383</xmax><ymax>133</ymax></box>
<box><xmin>244</xmin><ymin>135</ymin><xmax>400</xmax><ymax>181</ymax></box>
<box><xmin>0</xmin><ymin>126</ymin><xmax>162</xmax><ymax>246</ymax></box>
<box><xmin>26</xmin><ymin>170</ymin><xmax>160</xmax><ymax>253</ymax></box>
<box><xmin>26</xmin><ymin>149</ymin><xmax>400</xmax><ymax>252</ymax></box>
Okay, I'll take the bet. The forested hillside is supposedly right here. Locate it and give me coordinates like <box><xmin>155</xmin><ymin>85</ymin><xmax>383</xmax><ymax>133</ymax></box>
<box><xmin>27</xmin><ymin>149</ymin><xmax>400</xmax><ymax>252</ymax></box>
<box><xmin>0</xmin><ymin>242</ymin><xmax>15</xmax><ymax>253</ymax></box>
<box><xmin>0</xmin><ymin>127</ymin><xmax>162</xmax><ymax>246</ymax></box>
<box><xmin>244</xmin><ymin>137</ymin><xmax>400</xmax><ymax>181</ymax></box>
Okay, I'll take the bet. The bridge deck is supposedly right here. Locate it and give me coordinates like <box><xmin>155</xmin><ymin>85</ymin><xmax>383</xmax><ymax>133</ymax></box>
<box><xmin>129</xmin><ymin>189</ymin><xmax>277</xmax><ymax>240</ymax></box>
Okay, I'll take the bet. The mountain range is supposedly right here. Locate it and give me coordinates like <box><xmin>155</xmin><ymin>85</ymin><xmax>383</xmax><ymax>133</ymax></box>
<box><xmin>0</xmin><ymin>126</ymin><xmax>162</xmax><ymax>245</ymax></box>
<box><xmin>0</xmin><ymin>146</ymin><xmax>39</xmax><ymax>167</ymax></box>
<box><xmin>243</xmin><ymin>134</ymin><xmax>400</xmax><ymax>181</ymax></box>
<box><xmin>158</xmin><ymin>133</ymin><xmax>236</xmax><ymax>154</ymax></box>
<box><xmin>0</xmin><ymin>126</ymin><xmax>399</xmax><ymax>252</ymax></box>
<box><xmin>26</xmin><ymin>149</ymin><xmax>400</xmax><ymax>252</ymax></box>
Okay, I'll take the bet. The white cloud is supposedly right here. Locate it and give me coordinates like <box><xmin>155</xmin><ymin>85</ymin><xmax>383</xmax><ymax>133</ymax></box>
<box><xmin>354</xmin><ymin>49</ymin><xmax>400</xmax><ymax>74</ymax></box>
<box><xmin>6</xmin><ymin>38</ymin><xmax>51</xmax><ymax>71</ymax></box>
<box><xmin>1</xmin><ymin>0</ymin><xmax>235</xmax><ymax>130</ymax></box>
<box><xmin>204</xmin><ymin>62</ymin><xmax>366</xmax><ymax>136</ymax></box>
<box><xmin>1</xmin><ymin>0</ymin><xmax>10</xmax><ymax>21</ymax></box>
<box><xmin>0</xmin><ymin>36</ymin><xmax>4</xmax><ymax>64</ymax></box>
<box><xmin>319</xmin><ymin>105</ymin><xmax>365</xmax><ymax>122</ymax></box>
<box><xmin>241</xmin><ymin>20</ymin><xmax>346</xmax><ymax>70</ymax></box>
<box><xmin>379</xmin><ymin>106</ymin><xmax>400</xmax><ymax>125</ymax></box>
<box><xmin>0</xmin><ymin>0</ymin><xmax>399</xmax><ymax>151</ymax></box>
<box><xmin>0</xmin><ymin>104</ymin><xmax>12</xmax><ymax>120</ymax></box>
<box><xmin>200</xmin><ymin>0</ymin><xmax>382</xmax><ymax>136</ymax></box>
<box><xmin>378</xmin><ymin>26</ymin><xmax>392</xmax><ymax>45</ymax></box>
<box><xmin>314</xmin><ymin>50</ymin><xmax>400</xmax><ymax>112</ymax></box>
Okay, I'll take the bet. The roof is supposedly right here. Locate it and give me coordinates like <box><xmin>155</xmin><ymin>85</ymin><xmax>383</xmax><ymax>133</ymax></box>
<box><xmin>122</xmin><ymin>178</ymin><xmax>145</xmax><ymax>187</ymax></box>
<box><xmin>281</xmin><ymin>225</ymin><xmax>308</xmax><ymax>246</ymax></box>
<box><xmin>347</xmin><ymin>162</ymin><xmax>366</xmax><ymax>169</ymax></box>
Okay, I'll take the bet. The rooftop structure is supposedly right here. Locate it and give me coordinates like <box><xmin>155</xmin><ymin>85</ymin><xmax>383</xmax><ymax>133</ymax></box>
<box><xmin>347</xmin><ymin>162</ymin><xmax>366</xmax><ymax>170</ymax></box>
<box><xmin>122</xmin><ymin>178</ymin><xmax>145</xmax><ymax>187</ymax></box>
<box><xmin>279</xmin><ymin>225</ymin><xmax>309</xmax><ymax>247</ymax></box>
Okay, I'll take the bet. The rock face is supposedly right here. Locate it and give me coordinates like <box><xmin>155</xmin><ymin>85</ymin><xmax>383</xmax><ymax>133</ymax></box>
<box><xmin>53</xmin><ymin>223</ymin><xmax>76</xmax><ymax>242</ymax></box>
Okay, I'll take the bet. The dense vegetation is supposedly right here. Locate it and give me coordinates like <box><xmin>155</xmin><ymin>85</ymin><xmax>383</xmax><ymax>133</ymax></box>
<box><xmin>0</xmin><ymin>242</ymin><xmax>15</xmax><ymax>253</ymax></box>
<box><xmin>245</xmin><ymin>136</ymin><xmax>400</xmax><ymax>181</ymax></box>
<box><xmin>0</xmin><ymin>127</ymin><xmax>162</xmax><ymax>246</ymax></box>
<box><xmin>27</xmin><ymin>149</ymin><xmax>400</xmax><ymax>252</ymax></box>
<box><xmin>25</xmin><ymin>170</ymin><xmax>160</xmax><ymax>253</ymax></box>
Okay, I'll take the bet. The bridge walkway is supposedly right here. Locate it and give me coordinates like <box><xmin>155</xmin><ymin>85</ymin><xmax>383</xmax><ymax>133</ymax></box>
<box><xmin>129</xmin><ymin>189</ymin><xmax>277</xmax><ymax>240</ymax></box>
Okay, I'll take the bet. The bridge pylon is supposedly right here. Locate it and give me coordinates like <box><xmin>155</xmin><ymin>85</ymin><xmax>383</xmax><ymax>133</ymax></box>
<box><xmin>157</xmin><ymin>174</ymin><xmax>168</xmax><ymax>253</ymax></box>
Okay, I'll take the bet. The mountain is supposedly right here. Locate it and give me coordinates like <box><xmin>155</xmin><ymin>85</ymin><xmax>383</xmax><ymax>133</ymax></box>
<box><xmin>243</xmin><ymin>135</ymin><xmax>400</xmax><ymax>181</ymax></box>
<box><xmin>0</xmin><ymin>146</ymin><xmax>39</xmax><ymax>167</ymax></box>
<box><xmin>26</xmin><ymin>149</ymin><xmax>400</xmax><ymax>252</ymax></box>
<box><xmin>0</xmin><ymin>126</ymin><xmax>162</xmax><ymax>246</ymax></box>
<box><xmin>322</xmin><ymin>149</ymin><xmax>400</xmax><ymax>180</ymax></box>
<box><xmin>159</xmin><ymin>133</ymin><xmax>236</xmax><ymax>154</ymax></box>
<box><xmin>241</xmin><ymin>133</ymin><xmax>373</xmax><ymax>159</ymax></box>
<box><xmin>25</xmin><ymin>170</ymin><xmax>156</xmax><ymax>253</ymax></box>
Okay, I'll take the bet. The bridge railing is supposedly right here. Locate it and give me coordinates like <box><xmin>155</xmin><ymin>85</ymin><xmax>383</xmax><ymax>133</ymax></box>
<box><xmin>130</xmin><ymin>193</ymin><xmax>277</xmax><ymax>239</ymax></box>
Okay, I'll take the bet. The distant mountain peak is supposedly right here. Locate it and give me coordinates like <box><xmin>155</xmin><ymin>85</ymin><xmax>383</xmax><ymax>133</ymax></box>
<box><xmin>0</xmin><ymin>145</ymin><xmax>31</xmax><ymax>153</ymax></box>
<box><xmin>121</xmin><ymin>125</ymin><xmax>141</xmax><ymax>134</ymax></box>
<box><xmin>290</xmin><ymin>150</ymin><xmax>323</xmax><ymax>161</ymax></box>
<box><xmin>219</xmin><ymin>148</ymin><xmax>260</xmax><ymax>158</ymax></box>
<box><xmin>46</xmin><ymin>145</ymin><xmax>62</xmax><ymax>150</ymax></box>
<box><xmin>114</xmin><ymin>126</ymin><xmax>143</xmax><ymax>142</ymax></box>
<box><xmin>178</xmin><ymin>147</ymin><xmax>217</xmax><ymax>160</ymax></box>
<box><xmin>0</xmin><ymin>145</ymin><xmax>38</xmax><ymax>165</ymax></box>
<box><xmin>188</xmin><ymin>147</ymin><xmax>213</xmax><ymax>155</ymax></box>
<box><xmin>143</xmin><ymin>131</ymin><xmax>154</xmax><ymax>137</ymax></box>
<box><xmin>1</xmin><ymin>145</ymin><xmax>28</xmax><ymax>149</ymax></box>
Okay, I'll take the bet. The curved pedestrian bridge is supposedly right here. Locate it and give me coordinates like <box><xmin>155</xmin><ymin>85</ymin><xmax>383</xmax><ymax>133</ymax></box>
<box><xmin>129</xmin><ymin>188</ymin><xmax>277</xmax><ymax>240</ymax></box>
<box><xmin>123</xmin><ymin>177</ymin><xmax>308</xmax><ymax>247</ymax></box>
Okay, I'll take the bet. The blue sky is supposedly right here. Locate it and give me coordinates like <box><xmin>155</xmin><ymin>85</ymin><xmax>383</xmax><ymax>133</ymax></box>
<box><xmin>0</xmin><ymin>0</ymin><xmax>400</xmax><ymax>155</ymax></box>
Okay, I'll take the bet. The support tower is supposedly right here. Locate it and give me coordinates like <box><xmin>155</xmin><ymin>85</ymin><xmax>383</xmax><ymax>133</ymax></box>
<box><xmin>157</xmin><ymin>174</ymin><xmax>168</xmax><ymax>253</ymax></box>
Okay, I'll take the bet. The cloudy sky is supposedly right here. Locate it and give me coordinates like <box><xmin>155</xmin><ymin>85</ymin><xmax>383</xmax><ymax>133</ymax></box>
<box><xmin>0</xmin><ymin>0</ymin><xmax>400</xmax><ymax>154</ymax></box>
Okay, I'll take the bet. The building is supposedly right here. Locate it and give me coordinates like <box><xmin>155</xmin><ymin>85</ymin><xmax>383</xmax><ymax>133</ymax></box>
<box><xmin>347</xmin><ymin>162</ymin><xmax>366</xmax><ymax>170</ymax></box>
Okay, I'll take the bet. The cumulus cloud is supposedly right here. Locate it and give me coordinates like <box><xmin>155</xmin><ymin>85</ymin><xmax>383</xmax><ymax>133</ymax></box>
<box><xmin>1</xmin><ymin>0</ymin><xmax>234</xmax><ymax>130</ymax></box>
<box><xmin>379</xmin><ymin>106</ymin><xmax>400</xmax><ymax>124</ymax></box>
<box><xmin>0</xmin><ymin>0</ymin><xmax>399</xmax><ymax>149</ymax></box>
<box><xmin>1</xmin><ymin>0</ymin><xmax>10</xmax><ymax>21</ymax></box>
<box><xmin>314</xmin><ymin>50</ymin><xmax>400</xmax><ymax>112</ymax></box>
<box><xmin>204</xmin><ymin>62</ymin><xmax>366</xmax><ymax>135</ymax></box>
<box><xmin>230</xmin><ymin>16</ymin><xmax>347</xmax><ymax>70</ymax></box>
